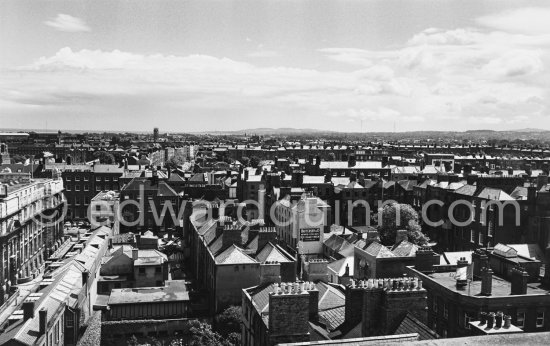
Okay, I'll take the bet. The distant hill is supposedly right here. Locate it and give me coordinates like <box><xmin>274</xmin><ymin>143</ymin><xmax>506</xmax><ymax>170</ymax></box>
<box><xmin>209</xmin><ymin>128</ymin><xmax>329</xmax><ymax>135</ymax></box>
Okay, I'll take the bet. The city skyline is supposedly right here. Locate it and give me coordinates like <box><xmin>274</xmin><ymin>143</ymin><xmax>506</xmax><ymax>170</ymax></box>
<box><xmin>1</xmin><ymin>0</ymin><xmax>550</xmax><ymax>132</ymax></box>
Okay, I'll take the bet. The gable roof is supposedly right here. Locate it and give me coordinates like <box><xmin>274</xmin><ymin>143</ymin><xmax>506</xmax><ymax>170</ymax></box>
<box><xmin>364</xmin><ymin>242</ymin><xmax>396</xmax><ymax>258</ymax></box>
<box><xmin>256</xmin><ymin>243</ymin><xmax>293</xmax><ymax>263</ymax></box>
<box><xmin>215</xmin><ymin>244</ymin><xmax>257</xmax><ymax>264</ymax></box>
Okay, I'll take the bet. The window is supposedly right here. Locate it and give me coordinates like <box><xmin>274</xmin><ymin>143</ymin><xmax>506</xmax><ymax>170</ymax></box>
<box><xmin>75</xmin><ymin>176</ymin><xmax>80</xmax><ymax>181</ymax></box>
<box><xmin>66</xmin><ymin>176</ymin><xmax>72</xmax><ymax>181</ymax></box>
<box><xmin>75</xmin><ymin>185</ymin><xmax>80</xmax><ymax>191</ymax></box>
<box><xmin>96</xmin><ymin>177</ymin><xmax>101</xmax><ymax>182</ymax></box>
<box><xmin>66</xmin><ymin>184</ymin><xmax>71</xmax><ymax>191</ymax></box>
<box><xmin>66</xmin><ymin>313</ymin><xmax>74</xmax><ymax>328</ymax></box>
<box><xmin>537</xmin><ymin>311</ymin><xmax>545</xmax><ymax>328</ymax></box>
<box><xmin>433</xmin><ymin>298</ymin><xmax>438</xmax><ymax>313</ymax></box>
<box><xmin>84</xmin><ymin>176</ymin><xmax>89</xmax><ymax>181</ymax></box>
<box><xmin>465</xmin><ymin>313</ymin><xmax>472</xmax><ymax>329</ymax></box>
<box><xmin>84</xmin><ymin>184</ymin><xmax>89</xmax><ymax>191</ymax></box>
<box><xmin>443</xmin><ymin>303</ymin><xmax>448</xmax><ymax>319</ymax></box>
<box><xmin>138</xmin><ymin>267</ymin><xmax>145</xmax><ymax>274</ymax></box>
<box><xmin>478</xmin><ymin>232</ymin><xmax>484</xmax><ymax>245</ymax></box>
<box><xmin>155</xmin><ymin>267</ymin><xmax>161</xmax><ymax>273</ymax></box>
<box><xmin>517</xmin><ymin>311</ymin><xmax>525</xmax><ymax>328</ymax></box>
<box><xmin>470</xmin><ymin>230</ymin><xmax>475</xmax><ymax>243</ymax></box>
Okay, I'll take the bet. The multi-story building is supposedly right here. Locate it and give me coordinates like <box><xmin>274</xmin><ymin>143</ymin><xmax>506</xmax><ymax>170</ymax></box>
<box><xmin>272</xmin><ymin>195</ymin><xmax>330</xmax><ymax>257</ymax></box>
<box><xmin>97</xmin><ymin>243</ymin><xmax>169</xmax><ymax>294</ymax></box>
<box><xmin>118</xmin><ymin>173</ymin><xmax>180</xmax><ymax>234</ymax></box>
<box><xmin>41</xmin><ymin>163</ymin><xmax>124</xmax><ymax>221</ymax></box>
<box><xmin>0</xmin><ymin>171</ymin><xmax>65</xmax><ymax>303</ymax></box>
<box><xmin>189</xmin><ymin>204</ymin><xmax>296</xmax><ymax>313</ymax></box>
<box><xmin>407</xmin><ymin>246</ymin><xmax>550</xmax><ymax>339</ymax></box>
<box><xmin>0</xmin><ymin>225</ymin><xmax>111</xmax><ymax>346</ymax></box>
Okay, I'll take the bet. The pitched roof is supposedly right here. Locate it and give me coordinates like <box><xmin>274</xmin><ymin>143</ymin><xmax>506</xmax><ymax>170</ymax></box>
<box><xmin>256</xmin><ymin>243</ymin><xmax>293</xmax><ymax>263</ymax></box>
<box><xmin>364</xmin><ymin>242</ymin><xmax>396</xmax><ymax>258</ymax></box>
<box><xmin>215</xmin><ymin>245</ymin><xmax>257</xmax><ymax>264</ymax></box>
<box><xmin>391</xmin><ymin>240</ymin><xmax>418</xmax><ymax>257</ymax></box>
<box><xmin>393</xmin><ymin>312</ymin><xmax>438</xmax><ymax>340</ymax></box>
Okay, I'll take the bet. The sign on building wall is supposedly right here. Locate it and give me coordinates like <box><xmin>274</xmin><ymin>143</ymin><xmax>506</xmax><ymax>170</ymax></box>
<box><xmin>300</xmin><ymin>228</ymin><xmax>320</xmax><ymax>242</ymax></box>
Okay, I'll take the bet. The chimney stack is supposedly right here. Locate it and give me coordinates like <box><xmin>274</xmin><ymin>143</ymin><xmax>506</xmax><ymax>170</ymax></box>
<box><xmin>472</xmin><ymin>249</ymin><xmax>488</xmax><ymax>279</ymax></box>
<box><xmin>455</xmin><ymin>257</ymin><xmax>468</xmax><ymax>290</ymax></box>
<box><xmin>39</xmin><ymin>308</ymin><xmax>47</xmax><ymax>335</ymax></box>
<box><xmin>260</xmin><ymin>261</ymin><xmax>281</xmax><ymax>285</ymax></box>
<box><xmin>414</xmin><ymin>246</ymin><xmax>437</xmax><ymax>273</ymax></box>
<box><xmin>480</xmin><ymin>267</ymin><xmax>493</xmax><ymax>296</ymax></box>
<box><xmin>303</xmin><ymin>259</ymin><xmax>329</xmax><ymax>283</ymax></box>
<box><xmin>132</xmin><ymin>248</ymin><xmax>139</xmax><ymax>261</ymax></box>
<box><xmin>305</xmin><ymin>282</ymin><xmax>319</xmax><ymax>321</ymax></box>
<box><xmin>268</xmin><ymin>283</ymin><xmax>310</xmax><ymax>344</ymax></box>
<box><xmin>22</xmin><ymin>301</ymin><xmax>35</xmax><ymax>320</ymax></box>
<box><xmin>511</xmin><ymin>267</ymin><xmax>529</xmax><ymax>295</ymax></box>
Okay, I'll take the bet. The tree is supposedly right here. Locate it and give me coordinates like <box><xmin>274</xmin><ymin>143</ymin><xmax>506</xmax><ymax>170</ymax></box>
<box><xmin>215</xmin><ymin>306</ymin><xmax>242</xmax><ymax>337</ymax></box>
<box><xmin>249</xmin><ymin>156</ymin><xmax>261</xmax><ymax>168</ymax></box>
<box><xmin>188</xmin><ymin>321</ymin><xmax>226</xmax><ymax>346</ymax></box>
<box><xmin>165</xmin><ymin>153</ymin><xmax>186</xmax><ymax>170</ymax></box>
<box><xmin>240</xmin><ymin>156</ymin><xmax>250</xmax><ymax>167</ymax></box>
<box><xmin>327</xmin><ymin>152</ymin><xmax>336</xmax><ymax>161</ymax></box>
<box><xmin>93</xmin><ymin>151</ymin><xmax>115</xmax><ymax>164</ymax></box>
<box><xmin>377</xmin><ymin>203</ymin><xmax>429</xmax><ymax>246</ymax></box>
<box><xmin>11</xmin><ymin>154</ymin><xmax>27</xmax><ymax>163</ymax></box>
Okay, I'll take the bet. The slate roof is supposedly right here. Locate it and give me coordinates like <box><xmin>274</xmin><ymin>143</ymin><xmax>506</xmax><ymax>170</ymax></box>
<box><xmin>364</xmin><ymin>242</ymin><xmax>396</xmax><ymax>258</ymax></box>
<box><xmin>327</xmin><ymin>257</ymin><xmax>354</xmax><ymax>277</ymax></box>
<box><xmin>256</xmin><ymin>243</ymin><xmax>293</xmax><ymax>263</ymax></box>
<box><xmin>215</xmin><ymin>244</ymin><xmax>257</xmax><ymax>264</ymax></box>
<box><xmin>477</xmin><ymin>187</ymin><xmax>514</xmax><ymax>201</ymax></box>
<box><xmin>454</xmin><ymin>184</ymin><xmax>477</xmax><ymax>196</ymax></box>
<box><xmin>319</xmin><ymin>161</ymin><xmax>383</xmax><ymax>170</ymax></box>
<box><xmin>391</xmin><ymin>240</ymin><xmax>418</xmax><ymax>257</ymax></box>
<box><xmin>393</xmin><ymin>312</ymin><xmax>438</xmax><ymax>340</ymax></box>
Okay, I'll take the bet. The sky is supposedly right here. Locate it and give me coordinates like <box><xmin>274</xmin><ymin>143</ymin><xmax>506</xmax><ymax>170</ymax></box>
<box><xmin>1</xmin><ymin>0</ymin><xmax>549</xmax><ymax>133</ymax></box>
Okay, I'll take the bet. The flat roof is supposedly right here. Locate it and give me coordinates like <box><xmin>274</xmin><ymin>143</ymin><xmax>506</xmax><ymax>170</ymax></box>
<box><xmin>427</xmin><ymin>271</ymin><xmax>549</xmax><ymax>297</ymax></box>
<box><xmin>108</xmin><ymin>280</ymin><xmax>190</xmax><ymax>305</ymax></box>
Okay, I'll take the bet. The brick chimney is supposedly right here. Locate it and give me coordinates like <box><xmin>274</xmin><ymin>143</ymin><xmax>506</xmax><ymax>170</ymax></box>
<box><xmin>39</xmin><ymin>308</ymin><xmax>47</xmax><ymax>335</ymax></box>
<box><xmin>379</xmin><ymin>278</ymin><xmax>428</xmax><ymax>335</ymax></box>
<box><xmin>260</xmin><ymin>261</ymin><xmax>281</xmax><ymax>285</ymax></box>
<box><xmin>480</xmin><ymin>267</ymin><xmax>493</xmax><ymax>296</ymax></box>
<box><xmin>345</xmin><ymin>280</ymin><xmax>366</xmax><ymax>326</ymax></box>
<box><xmin>22</xmin><ymin>301</ymin><xmax>35</xmax><ymax>320</ymax></box>
<box><xmin>510</xmin><ymin>267</ymin><xmax>529</xmax><ymax>295</ymax></box>
<box><xmin>223</xmin><ymin>224</ymin><xmax>243</xmax><ymax>248</ymax></box>
<box><xmin>414</xmin><ymin>246</ymin><xmax>437</xmax><ymax>273</ymax></box>
<box><xmin>258</xmin><ymin>227</ymin><xmax>277</xmax><ymax>251</ymax></box>
<box><xmin>303</xmin><ymin>259</ymin><xmax>329</xmax><ymax>283</ymax></box>
<box><xmin>305</xmin><ymin>281</ymin><xmax>319</xmax><ymax>321</ymax></box>
<box><xmin>132</xmin><ymin>248</ymin><xmax>139</xmax><ymax>261</ymax></box>
<box><xmin>472</xmin><ymin>249</ymin><xmax>488</xmax><ymax>279</ymax></box>
<box><xmin>268</xmin><ymin>283</ymin><xmax>310</xmax><ymax>345</ymax></box>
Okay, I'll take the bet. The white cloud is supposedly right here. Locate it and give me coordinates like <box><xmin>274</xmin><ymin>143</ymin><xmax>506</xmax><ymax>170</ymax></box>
<box><xmin>477</xmin><ymin>7</ymin><xmax>550</xmax><ymax>35</ymax></box>
<box><xmin>44</xmin><ymin>14</ymin><xmax>91</xmax><ymax>33</ymax></box>
<box><xmin>247</xmin><ymin>50</ymin><xmax>280</xmax><ymax>58</ymax></box>
<box><xmin>5</xmin><ymin>6</ymin><xmax>550</xmax><ymax>132</ymax></box>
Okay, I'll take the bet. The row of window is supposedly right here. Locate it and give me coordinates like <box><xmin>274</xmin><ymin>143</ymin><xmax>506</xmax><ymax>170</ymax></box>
<box><xmin>65</xmin><ymin>176</ymin><xmax>119</xmax><ymax>182</ymax></box>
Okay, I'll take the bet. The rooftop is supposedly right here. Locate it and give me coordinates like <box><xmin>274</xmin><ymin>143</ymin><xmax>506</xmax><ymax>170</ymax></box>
<box><xmin>425</xmin><ymin>270</ymin><xmax>548</xmax><ymax>297</ymax></box>
<box><xmin>108</xmin><ymin>280</ymin><xmax>190</xmax><ymax>305</ymax></box>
